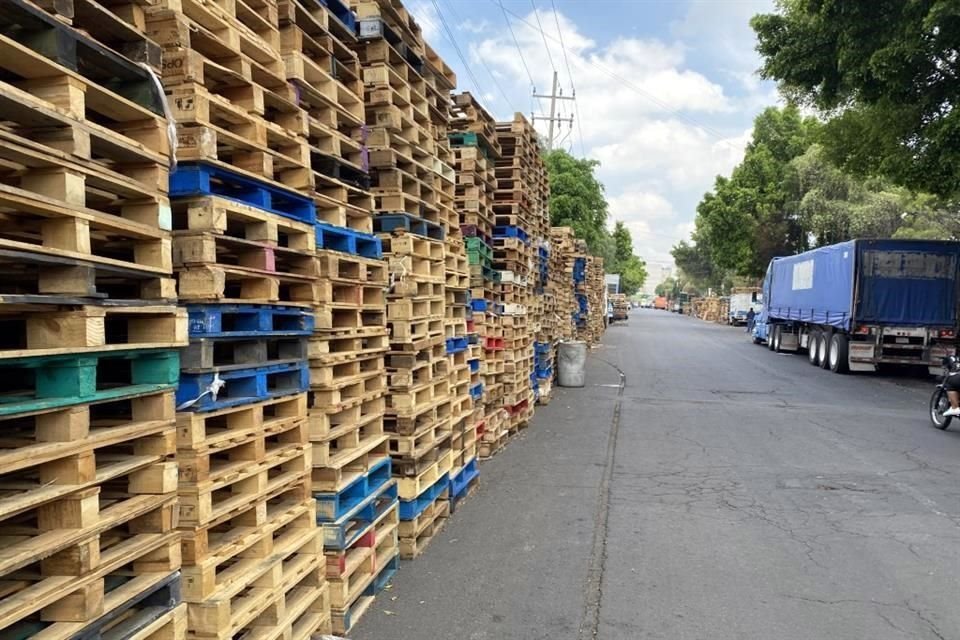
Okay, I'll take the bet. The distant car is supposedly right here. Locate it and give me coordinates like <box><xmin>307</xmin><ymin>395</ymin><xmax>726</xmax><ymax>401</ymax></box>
<box><xmin>672</xmin><ymin>303</ymin><xmax>681</xmax><ymax>313</ymax></box>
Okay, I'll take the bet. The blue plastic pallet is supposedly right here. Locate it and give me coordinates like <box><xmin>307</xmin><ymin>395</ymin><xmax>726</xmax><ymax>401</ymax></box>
<box><xmin>470</xmin><ymin>299</ymin><xmax>489</xmax><ymax>312</ymax></box>
<box><xmin>469</xmin><ymin>382</ymin><xmax>483</xmax><ymax>401</ymax></box>
<box><xmin>369</xmin><ymin>552</ymin><xmax>399</xmax><ymax>594</ymax></box>
<box><xmin>316</xmin><ymin>222</ymin><xmax>383</xmax><ymax>259</ymax></box>
<box><xmin>398</xmin><ymin>473</ymin><xmax>449</xmax><ymax>521</ymax></box>
<box><xmin>468</xmin><ymin>358</ymin><xmax>480</xmax><ymax>373</ymax></box>
<box><xmin>449</xmin><ymin>459</ymin><xmax>479</xmax><ymax>499</ymax></box>
<box><xmin>534</xmin><ymin>342</ymin><xmax>551</xmax><ymax>354</ymax></box>
<box><xmin>176</xmin><ymin>362</ymin><xmax>309</xmax><ymax>411</ymax></box>
<box><xmin>493</xmin><ymin>225</ymin><xmax>529</xmax><ymax>243</ymax></box>
<box><xmin>319</xmin><ymin>479</ymin><xmax>398</xmax><ymax>550</ymax></box>
<box><xmin>316</xmin><ymin>457</ymin><xmax>393</xmax><ymax>522</ymax></box>
<box><xmin>332</xmin><ymin>552</ymin><xmax>399</xmax><ymax>634</ymax></box>
<box><xmin>186</xmin><ymin>304</ymin><xmax>314</xmax><ymax>338</ymax></box>
<box><xmin>170</xmin><ymin>163</ymin><xmax>316</xmax><ymax>224</ymax></box>
<box><xmin>445</xmin><ymin>336</ymin><xmax>468</xmax><ymax>354</ymax></box>
<box><xmin>318</xmin><ymin>0</ymin><xmax>355</xmax><ymax>29</ymax></box>
<box><xmin>374</xmin><ymin>213</ymin><xmax>445</xmax><ymax>241</ymax></box>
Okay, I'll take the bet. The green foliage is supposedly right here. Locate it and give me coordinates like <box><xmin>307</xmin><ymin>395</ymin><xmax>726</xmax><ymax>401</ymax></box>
<box><xmin>687</xmin><ymin>106</ymin><xmax>819</xmax><ymax>279</ymax></box>
<box><xmin>654</xmin><ymin>277</ymin><xmax>676</xmax><ymax>298</ymax></box>
<box><xmin>752</xmin><ymin>0</ymin><xmax>960</xmax><ymax>197</ymax></box>
<box><xmin>608</xmin><ymin>222</ymin><xmax>648</xmax><ymax>296</ymax></box>
<box><xmin>544</xmin><ymin>151</ymin><xmax>648</xmax><ymax>295</ymax></box>
<box><xmin>545</xmin><ymin>150</ymin><xmax>610</xmax><ymax>253</ymax></box>
<box><xmin>671</xmin><ymin>239</ymin><xmax>722</xmax><ymax>292</ymax></box>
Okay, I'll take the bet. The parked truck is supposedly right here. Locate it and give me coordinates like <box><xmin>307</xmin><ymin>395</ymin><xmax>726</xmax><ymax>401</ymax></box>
<box><xmin>728</xmin><ymin>288</ymin><xmax>761</xmax><ymax>325</ymax></box>
<box><xmin>653</xmin><ymin>296</ymin><xmax>668</xmax><ymax>310</ymax></box>
<box><xmin>759</xmin><ymin>239</ymin><xmax>960</xmax><ymax>374</ymax></box>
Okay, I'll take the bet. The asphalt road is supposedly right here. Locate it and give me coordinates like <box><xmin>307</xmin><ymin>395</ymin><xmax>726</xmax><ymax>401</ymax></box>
<box><xmin>354</xmin><ymin>310</ymin><xmax>960</xmax><ymax>640</ymax></box>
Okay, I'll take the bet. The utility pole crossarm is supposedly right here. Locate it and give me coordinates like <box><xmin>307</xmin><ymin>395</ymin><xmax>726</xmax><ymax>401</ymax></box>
<box><xmin>532</xmin><ymin>71</ymin><xmax>577</xmax><ymax>151</ymax></box>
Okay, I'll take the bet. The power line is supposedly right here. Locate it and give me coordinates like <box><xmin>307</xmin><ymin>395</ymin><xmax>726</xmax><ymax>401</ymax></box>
<box><xmin>497</xmin><ymin>0</ymin><xmax>545</xmax><ymax>113</ymax></box>
<box><xmin>550</xmin><ymin>0</ymin><xmax>586</xmax><ymax>157</ymax></box>
<box><xmin>429</xmin><ymin>0</ymin><xmax>516</xmax><ymax>112</ymax></box>
<box><xmin>492</xmin><ymin>0</ymin><xmax>739</xmax><ymax>147</ymax></box>
<box><xmin>550</xmin><ymin>0</ymin><xmax>575</xmax><ymax>90</ymax></box>
<box><xmin>530</xmin><ymin>0</ymin><xmax>557</xmax><ymax>74</ymax></box>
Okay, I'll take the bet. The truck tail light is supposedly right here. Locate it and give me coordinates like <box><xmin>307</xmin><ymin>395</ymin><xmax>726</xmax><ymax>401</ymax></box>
<box><xmin>855</xmin><ymin>325</ymin><xmax>871</xmax><ymax>335</ymax></box>
<box><xmin>939</xmin><ymin>329</ymin><xmax>956</xmax><ymax>339</ymax></box>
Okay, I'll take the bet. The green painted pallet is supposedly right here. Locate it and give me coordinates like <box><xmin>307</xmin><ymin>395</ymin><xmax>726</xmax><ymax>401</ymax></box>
<box><xmin>0</xmin><ymin>349</ymin><xmax>180</xmax><ymax>416</ymax></box>
<box><xmin>466</xmin><ymin>251</ymin><xmax>492</xmax><ymax>266</ymax></box>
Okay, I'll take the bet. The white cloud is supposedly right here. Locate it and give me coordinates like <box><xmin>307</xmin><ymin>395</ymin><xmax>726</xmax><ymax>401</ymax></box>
<box><xmin>592</xmin><ymin>121</ymin><xmax>751</xmax><ymax>189</ymax></box>
<box><xmin>405</xmin><ymin>0</ymin><xmax>441</xmax><ymax>43</ymax></box>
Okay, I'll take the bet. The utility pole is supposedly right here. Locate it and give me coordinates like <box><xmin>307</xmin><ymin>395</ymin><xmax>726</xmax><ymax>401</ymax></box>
<box><xmin>532</xmin><ymin>71</ymin><xmax>575</xmax><ymax>150</ymax></box>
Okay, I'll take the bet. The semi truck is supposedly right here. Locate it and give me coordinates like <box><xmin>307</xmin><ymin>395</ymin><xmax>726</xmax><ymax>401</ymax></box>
<box><xmin>759</xmin><ymin>239</ymin><xmax>960</xmax><ymax>374</ymax></box>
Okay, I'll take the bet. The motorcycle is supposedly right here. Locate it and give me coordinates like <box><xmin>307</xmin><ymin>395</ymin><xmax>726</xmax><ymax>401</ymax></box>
<box><xmin>930</xmin><ymin>355</ymin><xmax>960</xmax><ymax>430</ymax></box>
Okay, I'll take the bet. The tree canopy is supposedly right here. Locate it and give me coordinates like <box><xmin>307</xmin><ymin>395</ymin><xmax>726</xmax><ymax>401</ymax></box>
<box><xmin>752</xmin><ymin>0</ymin><xmax>960</xmax><ymax>197</ymax></box>
<box><xmin>680</xmin><ymin>106</ymin><xmax>819</xmax><ymax>280</ymax></box>
<box><xmin>674</xmin><ymin>105</ymin><xmax>955</xmax><ymax>292</ymax></box>
<box><xmin>544</xmin><ymin>150</ymin><xmax>647</xmax><ymax>295</ymax></box>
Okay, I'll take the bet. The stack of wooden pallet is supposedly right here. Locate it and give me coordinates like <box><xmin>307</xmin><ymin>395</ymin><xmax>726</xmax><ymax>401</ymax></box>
<box><xmin>580</xmin><ymin>255</ymin><xmax>606</xmax><ymax>345</ymax></box>
<box><xmin>442</xmin><ymin>95</ymin><xmax>477</xmax><ymax>506</ymax></box>
<box><xmin>491</xmin><ymin>114</ymin><xmax>544</xmax><ymax>434</ymax></box>
<box><xmin>350</xmin><ymin>0</ymin><xmax>459</xmax><ymax>565</ymax></box>
<box><xmin>549</xmin><ymin>227</ymin><xmax>578</xmax><ymax>342</ymax></box>
<box><xmin>449</xmin><ymin>97</ymin><xmax>504</xmax><ymax>459</ymax></box>
<box><xmin>0</xmin><ymin>1</ymin><xmax>188</xmax><ymax>637</ymax></box>
<box><xmin>309</xmin><ymin>247</ymin><xmax>396</xmax><ymax>638</ymax></box>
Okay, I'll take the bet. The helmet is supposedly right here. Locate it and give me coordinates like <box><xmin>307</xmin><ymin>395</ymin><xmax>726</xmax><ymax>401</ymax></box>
<box><xmin>943</xmin><ymin>355</ymin><xmax>960</xmax><ymax>370</ymax></box>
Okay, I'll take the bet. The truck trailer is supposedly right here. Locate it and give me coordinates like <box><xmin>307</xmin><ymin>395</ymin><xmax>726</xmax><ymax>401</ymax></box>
<box><xmin>760</xmin><ymin>239</ymin><xmax>960</xmax><ymax>374</ymax></box>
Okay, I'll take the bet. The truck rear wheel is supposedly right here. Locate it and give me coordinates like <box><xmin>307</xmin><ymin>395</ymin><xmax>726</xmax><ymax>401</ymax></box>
<box><xmin>767</xmin><ymin>326</ymin><xmax>776</xmax><ymax>351</ymax></box>
<box><xmin>808</xmin><ymin>331</ymin><xmax>821</xmax><ymax>366</ymax></box>
<box><xmin>818</xmin><ymin>333</ymin><xmax>831</xmax><ymax>369</ymax></box>
<box><xmin>773</xmin><ymin>326</ymin><xmax>783</xmax><ymax>352</ymax></box>
<box><xmin>829</xmin><ymin>334</ymin><xmax>849</xmax><ymax>373</ymax></box>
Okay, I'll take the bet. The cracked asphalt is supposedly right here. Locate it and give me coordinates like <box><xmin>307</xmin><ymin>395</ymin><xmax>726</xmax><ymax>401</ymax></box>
<box><xmin>354</xmin><ymin>310</ymin><xmax>960</xmax><ymax>639</ymax></box>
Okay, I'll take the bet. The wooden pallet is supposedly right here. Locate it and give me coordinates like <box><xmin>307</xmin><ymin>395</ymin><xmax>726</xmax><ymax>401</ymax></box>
<box><xmin>0</xmin><ymin>348</ymin><xmax>179</xmax><ymax>417</ymax></box>
<box><xmin>313</xmin><ymin>304</ymin><xmax>386</xmax><ymax>331</ymax></box>
<box><xmin>307</xmin><ymin>356</ymin><xmax>385</xmax><ymax>408</ymax></box>
<box><xmin>311</xmin><ymin>412</ymin><xmax>385</xmax><ymax>468</ymax></box>
<box><xmin>180</xmin><ymin>498</ymin><xmax>317</xmax><ymax>603</ymax></box>
<box><xmin>171</xmin><ymin>196</ymin><xmax>315</xmax><ymax>253</ymax></box>
<box><xmin>0</xmin><ymin>305</ymin><xmax>186</xmax><ymax>359</ymax></box>
<box><xmin>308</xmin><ymin>329</ymin><xmax>389</xmax><ymax>365</ymax></box>
<box><xmin>398</xmin><ymin>493</ymin><xmax>447</xmax><ymax>560</ymax></box>
<box><xmin>177</xmin><ymin>444</ymin><xmax>310</xmax><ymax>527</ymax></box>
<box><xmin>307</xmin><ymin>390</ymin><xmax>384</xmax><ymax>440</ymax></box>
<box><xmin>175</xmin><ymin>263</ymin><xmax>317</xmax><ymax>306</ymax></box>
<box><xmin>315</xmin><ymin>251</ymin><xmax>387</xmax><ymax>286</ymax></box>
<box><xmin>183</xmin><ymin>528</ymin><xmax>322</xmax><ymax>640</ymax></box>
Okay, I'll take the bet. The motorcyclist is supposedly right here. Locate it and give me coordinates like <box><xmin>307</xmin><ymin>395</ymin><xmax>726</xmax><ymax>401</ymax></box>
<box><xmin>943</xmin><ymin>356</ymin><xmax>960</xmax><ymax>417</ymax></box>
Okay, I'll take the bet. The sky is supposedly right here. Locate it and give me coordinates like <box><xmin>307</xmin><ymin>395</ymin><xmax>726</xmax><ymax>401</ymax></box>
<box><xmin>403</xmin><ymin>0</ymin><xmax>779</xmax><ymax>281</ymax></box>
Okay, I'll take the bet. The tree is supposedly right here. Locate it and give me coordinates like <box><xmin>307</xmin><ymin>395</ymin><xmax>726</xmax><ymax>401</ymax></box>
<box><xmin>654</xmin><ymin>277</ymin><xmax>676</xmax><ymax>298</ymax></box>
<box><xmin>671</xmin><ymin>239</ymin><xmax>723</xmax><ymax>292</ymax></box>
<box><xmin>543</xmin><ymin>150</ymin><xmax>649</xmax><ymax>293</ymax></box>
<box><xmin>544</xmin><ymin>150</ymin><xmax>610</xmax><ymax>254</ymax></box>
<box><xmin>690</xmin><ymin>106</ymin><xmax>820</xmax><ymax>278</ymax></box>
<box><xmin>608</xmin><ymin>222</ymin><xmax>648</xmax><ymax>296</ymax></box>
<box><xmin>752</xmin><ymin>0</ymin><xmax>960</xmax><ymax>197</ymax></box>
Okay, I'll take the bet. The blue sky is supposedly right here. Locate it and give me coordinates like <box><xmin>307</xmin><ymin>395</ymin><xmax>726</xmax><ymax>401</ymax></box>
<box><xmin>405</xmin><ymin>0</ymin><xmax>779</xmax><ymax>281</ymax></box>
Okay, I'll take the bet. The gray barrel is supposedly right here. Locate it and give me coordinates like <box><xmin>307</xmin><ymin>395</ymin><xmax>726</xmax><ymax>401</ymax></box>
<box><xmin>557</xmin><ymin>340</ymin><xmax>587</xmax><ymax>387</ymax></box>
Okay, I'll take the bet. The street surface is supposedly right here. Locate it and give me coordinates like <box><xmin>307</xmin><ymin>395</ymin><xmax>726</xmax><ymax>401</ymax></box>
<box><xmin>355</xmin><ymin>310</ymin><xmax>960</xmax><ymax>640</ymax></box>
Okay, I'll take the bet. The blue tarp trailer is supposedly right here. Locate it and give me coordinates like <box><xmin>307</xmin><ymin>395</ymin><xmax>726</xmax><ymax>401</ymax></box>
<box><xmin>759</xmin><ymin>239</ymin><xmax>960</xmax><ymax>373</ymax></box>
